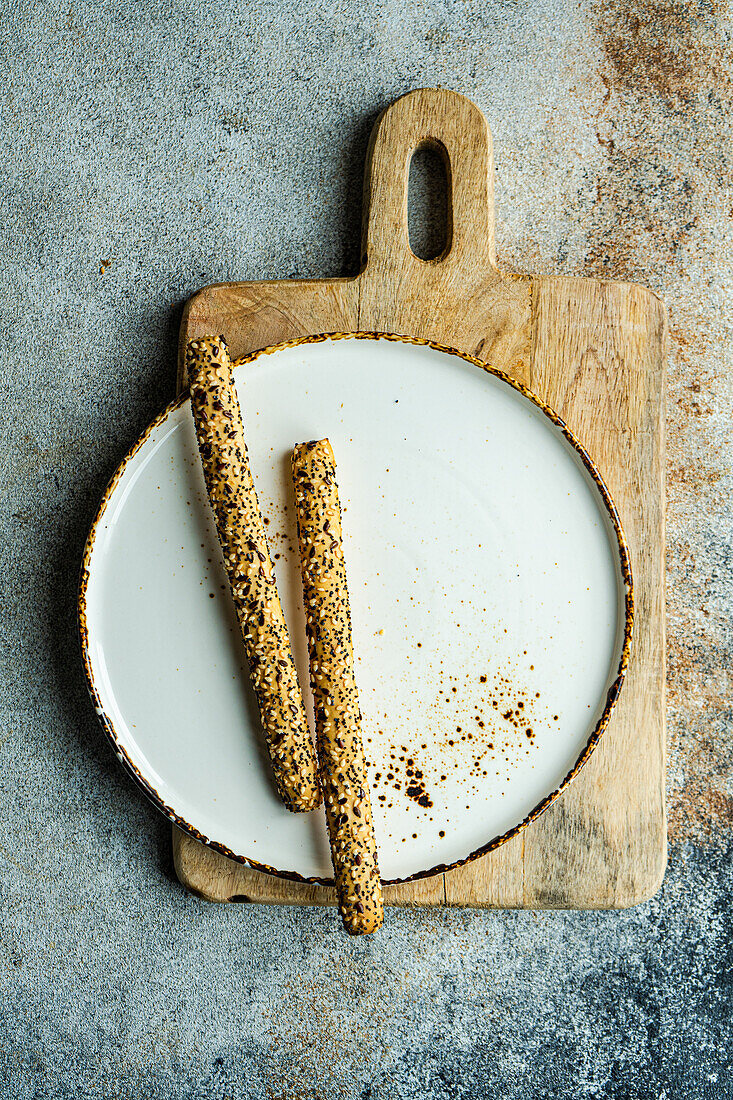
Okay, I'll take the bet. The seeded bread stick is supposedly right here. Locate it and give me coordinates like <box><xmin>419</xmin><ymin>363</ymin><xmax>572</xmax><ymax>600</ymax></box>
<box><xmin>186</xmin><ymin>335</ymin><xmax>321</xmax><ymax>813</ymax></box>
<box><xmin>292</xmin><ymin>440</ymin><xmax>383</xmax><ymax>935</ymax></box>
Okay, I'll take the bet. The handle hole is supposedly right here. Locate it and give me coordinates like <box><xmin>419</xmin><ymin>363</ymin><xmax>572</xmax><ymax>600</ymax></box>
<box><xmin>407</xmin><ymin>141</ymin><xmax>451</xmax><ymax>262</ymax></box>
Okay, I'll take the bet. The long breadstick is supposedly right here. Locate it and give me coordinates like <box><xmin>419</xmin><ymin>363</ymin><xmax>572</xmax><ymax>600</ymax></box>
<box><xmin>186</xmin><ymin>335</ymin><xmax>321</xmax><ymax>813</ymax></box>
<box><xmin>292</xmin><ymin>439</ymin><xmax>383</xmax><ymax>934</ymax></box>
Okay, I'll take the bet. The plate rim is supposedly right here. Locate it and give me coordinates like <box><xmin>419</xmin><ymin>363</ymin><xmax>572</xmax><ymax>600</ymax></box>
<box><xmin>78</xmin><ymin>330</ymin><xmax>634</xmax><ymax>886</ymax></box>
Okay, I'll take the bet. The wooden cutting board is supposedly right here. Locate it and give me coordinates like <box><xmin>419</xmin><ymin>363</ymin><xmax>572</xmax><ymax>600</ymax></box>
<box><xmin>171</xmin><ymin>88</ymin><xmax>666</xmax><ymax>909</ymax></box>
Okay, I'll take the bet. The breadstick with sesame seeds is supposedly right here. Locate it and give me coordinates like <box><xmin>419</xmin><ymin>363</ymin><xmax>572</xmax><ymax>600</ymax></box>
<box><xmin>292</xmin><ymin>439</ymin><xmax>383</xmax><ymax>935</ymax></box>
<box><xmin>186</xmin><ymin>335</ymin><xmax>321</xmax><ymax>814</ymax></box>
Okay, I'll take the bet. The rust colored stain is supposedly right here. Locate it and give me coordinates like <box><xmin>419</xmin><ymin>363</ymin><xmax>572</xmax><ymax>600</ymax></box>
<box><xmin>594</xmin><ymin>0</ymin><xmax>723</xmax><ymax>105</ymax></box>
<box><xmin>666</xmin><ymin>629</ymin><xmax>733</xmax><ymax>843</ymax></box>
<box><xmin>573</xmin><ymin>0</ymin><xmax>733</xmax><ymax>846</ymax></box>
<box><xmin>261</xmin><ymin>968</ymin><xmax>387</xmax><ymax>1100</ymax></box>
<box><xmin>582</xmin><ymin>1</ymin><xmax>731</xmax><ymax>281</ymax></box>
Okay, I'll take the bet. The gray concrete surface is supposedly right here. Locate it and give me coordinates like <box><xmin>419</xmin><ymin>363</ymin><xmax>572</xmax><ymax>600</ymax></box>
<box><xmin>1</xmin><ymin>1</ymin><xmax>732</xmax><ymax>1096</ymax></box>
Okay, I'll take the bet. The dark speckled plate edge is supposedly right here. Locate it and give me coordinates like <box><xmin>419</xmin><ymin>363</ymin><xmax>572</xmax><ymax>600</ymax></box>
<box><xmin>77</xmin><ymin>330</ymin><xmax>634</xmax><ymax>888</ymax></box>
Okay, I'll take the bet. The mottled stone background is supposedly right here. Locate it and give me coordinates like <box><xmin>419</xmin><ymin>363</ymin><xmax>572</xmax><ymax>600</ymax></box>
<box><xmin>1</xmin><ymin>1</ymin><xmax>731</xmax><ymax>1097</ymax></box>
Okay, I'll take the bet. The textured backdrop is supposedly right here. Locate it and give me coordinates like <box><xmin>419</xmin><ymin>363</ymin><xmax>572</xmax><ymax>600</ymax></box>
<box><xmin>1</xmin><ymin>1</ymin><xmax>731</xmax><ymax>1097</ymax></box>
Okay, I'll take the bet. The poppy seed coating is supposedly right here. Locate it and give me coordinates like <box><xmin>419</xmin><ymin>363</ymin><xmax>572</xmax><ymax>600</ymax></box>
<box><xmin>186</xmin><ymin>335</ymin><xmax>321</xmax><ymax>813</ymax></box>
<box><xmin>292</xmin><ymin>439</ymin><xmax>383</xmax><ymax>935</ymax></box>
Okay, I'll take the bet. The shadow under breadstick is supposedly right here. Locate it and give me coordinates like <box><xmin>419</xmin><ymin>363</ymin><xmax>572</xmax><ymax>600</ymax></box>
<box><xmin>186</xmin><ymin>335</ymin><xmax>321</xmax><ymax>814</ymax></box>
<box><xmin>292</xmin><ymin>438</ymin><xmax>384</xmax><ymax>935</ymax></box>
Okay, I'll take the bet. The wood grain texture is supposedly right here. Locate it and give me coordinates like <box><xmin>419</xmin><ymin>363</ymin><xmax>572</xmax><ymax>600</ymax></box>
<box><xmin>172</xmin><ymin>88</ymin><xmax>666</xmax><ymax>909</ymax></box>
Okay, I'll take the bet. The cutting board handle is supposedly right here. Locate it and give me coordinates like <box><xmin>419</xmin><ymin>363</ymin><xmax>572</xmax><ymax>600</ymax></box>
<box><xmin>361</xmin><ymin>88</ymin><xmax>496</xmax><ymax>280</ymax></box>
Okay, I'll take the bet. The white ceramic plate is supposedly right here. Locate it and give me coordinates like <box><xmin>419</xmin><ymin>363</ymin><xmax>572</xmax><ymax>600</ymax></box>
<box><xmin>79</xmin><ymin>333</ymin><xmax>632</xmax><ymax>884</ymax></box>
